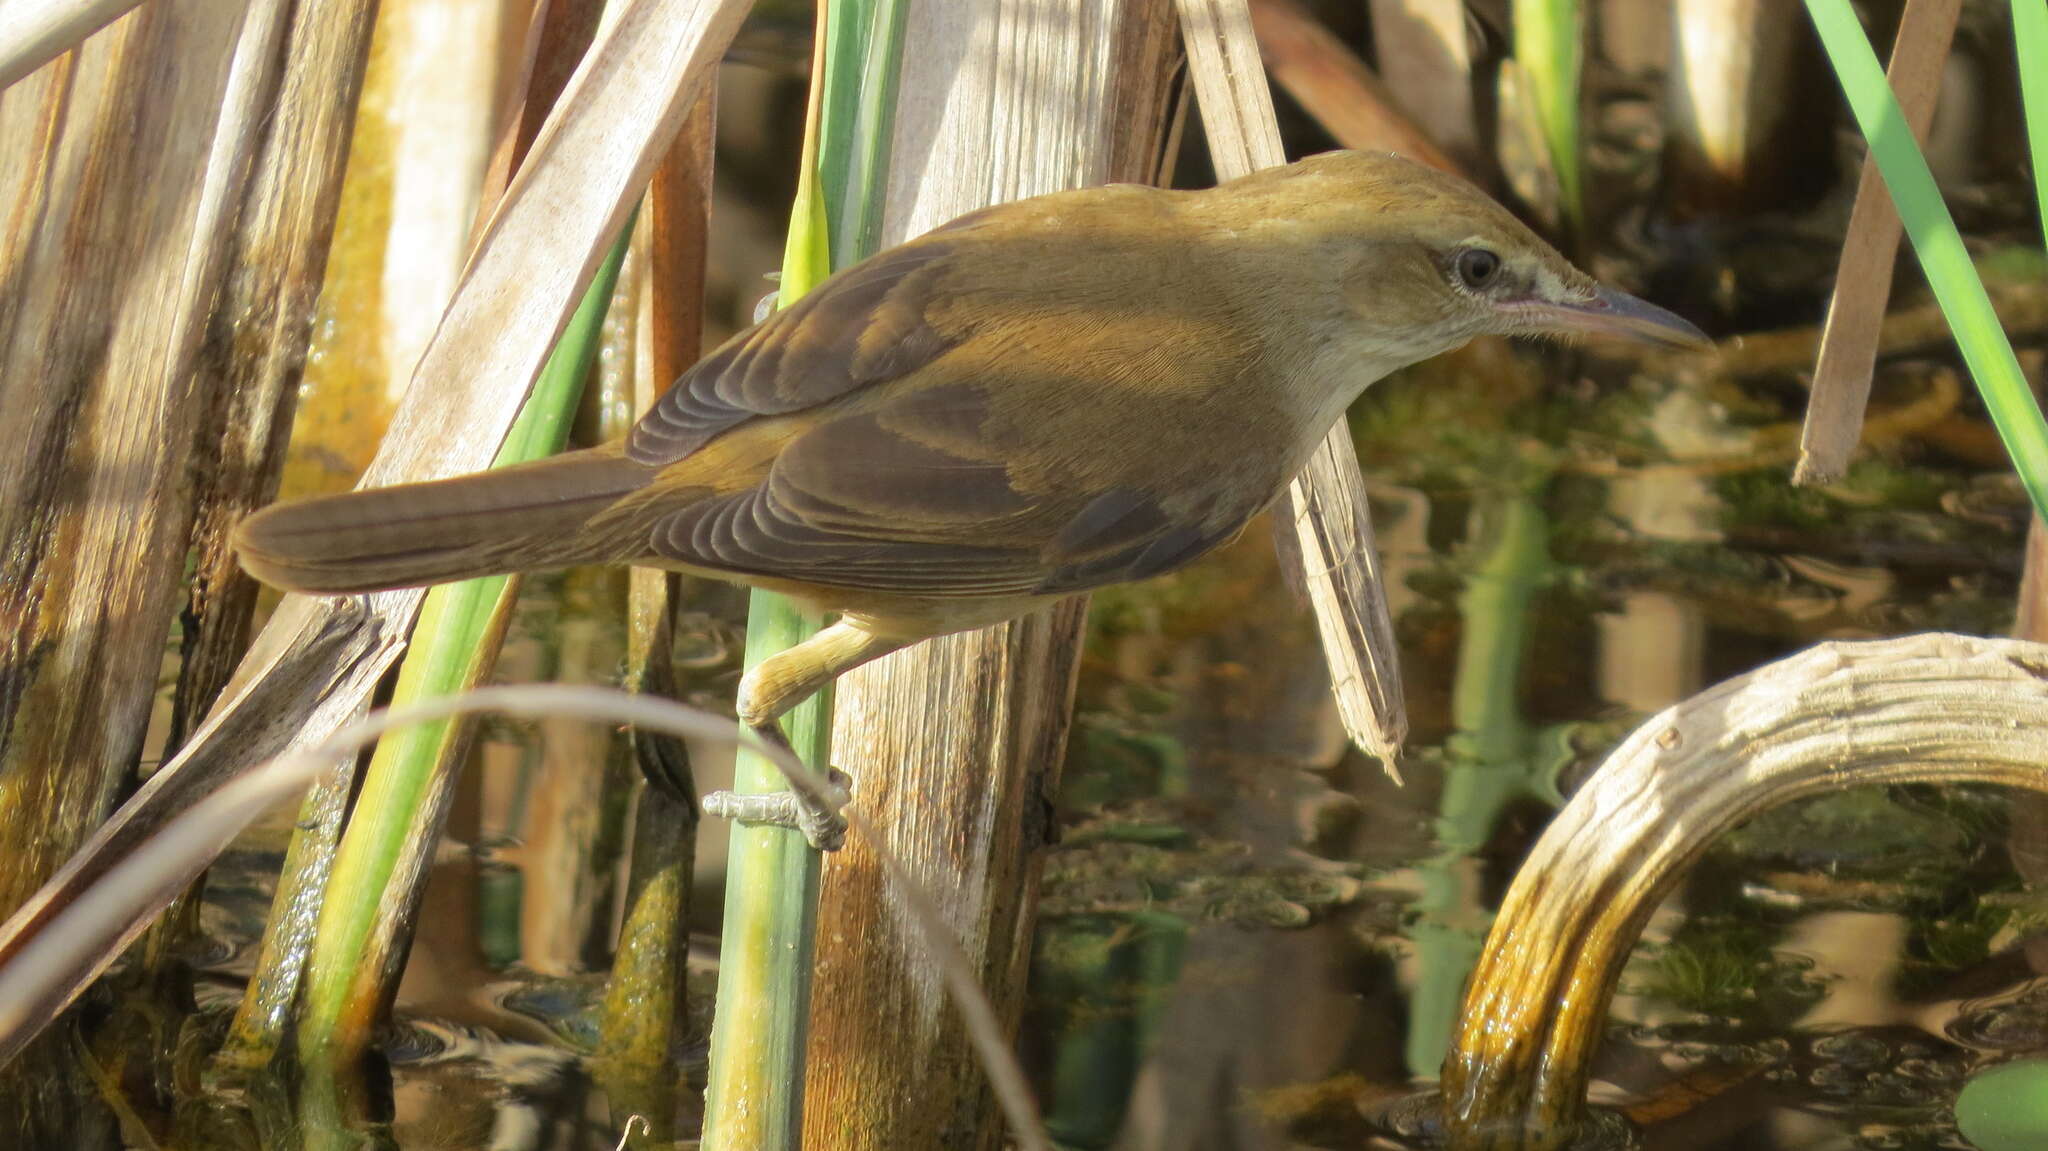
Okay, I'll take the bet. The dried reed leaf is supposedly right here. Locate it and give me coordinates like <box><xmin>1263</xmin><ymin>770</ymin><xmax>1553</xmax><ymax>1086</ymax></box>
<box><xmin>1793</xmin><ymin>0</ymin><xmax>1961</xmax><ymax>486</ymax></box>
<box><xmin>1176</xmin><ymin>0</ymin><xmax>1409</xmax><ymax>768</ymax></box>
<box><xmin>0</xmin><ymin>0</ymin><xmax>752</xmax><ymax>1054</ymax></box>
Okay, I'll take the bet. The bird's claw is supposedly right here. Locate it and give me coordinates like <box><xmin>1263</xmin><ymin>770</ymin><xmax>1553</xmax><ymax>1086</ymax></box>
<box><xmin>703</xmin><ymin>768</ymin><xmax>853</xmax><ymax>852</ymax></box>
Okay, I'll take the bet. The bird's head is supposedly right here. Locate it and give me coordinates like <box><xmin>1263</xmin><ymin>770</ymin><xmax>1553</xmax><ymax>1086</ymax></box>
<box><xmin>1216</xmin><ymin>151</ymin><xmax>1708</xmax><ymax>364</ymax></box>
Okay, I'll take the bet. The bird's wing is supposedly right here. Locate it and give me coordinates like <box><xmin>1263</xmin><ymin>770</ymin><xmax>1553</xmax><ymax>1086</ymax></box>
<box><xmin>626</xmin><ymin>236</ymin><xmax>964</xmax><ymax>466</ymax></box>
<box><xmin>642</xmin><ymin>379</ymin><xmax>1243</xmax><ymax>598</ymax></box>
<box><xmin>625</xmin><ymin>192</ymin><xmax>1250</xmax><ymax>597</ymax></box>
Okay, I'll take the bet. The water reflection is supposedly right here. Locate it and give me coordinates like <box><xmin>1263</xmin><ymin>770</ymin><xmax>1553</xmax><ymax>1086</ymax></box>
<box><xmin>148</xmin><ymin>310</ymin><xmax>2045</xmax><ymax>1151</ymax></box>
<box><xmin>1031</xmin><ymin>325</ymin><xmax>2036</xmax><ymax>1149</ymax></box>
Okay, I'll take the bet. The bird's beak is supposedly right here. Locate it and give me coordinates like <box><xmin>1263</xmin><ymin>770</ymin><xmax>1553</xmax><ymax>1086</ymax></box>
<box><xmin>1519</xmin><ymin>285</ymin><xmax>1711</xmax><ymax>349</ymax></box>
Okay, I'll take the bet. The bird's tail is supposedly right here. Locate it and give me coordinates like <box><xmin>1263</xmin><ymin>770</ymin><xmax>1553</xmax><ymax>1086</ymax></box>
<box><xmin>234</xmin><ymin>448</ymin><xmax>651</xmax><ymax>595</ymax></box>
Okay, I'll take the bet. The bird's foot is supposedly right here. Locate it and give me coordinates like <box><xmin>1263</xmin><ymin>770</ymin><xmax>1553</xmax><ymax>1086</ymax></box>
<box><xmin>703</xmin><ymin>768</ymin><xmax>853</xmax><ymax>852</ymax></box>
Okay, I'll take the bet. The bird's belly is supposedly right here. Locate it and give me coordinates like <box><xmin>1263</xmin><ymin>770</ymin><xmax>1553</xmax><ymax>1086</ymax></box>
<box><xmin>629</xmin><ymin>551</ymin><xmax>1056</xmax><ymax>639</ymax></box>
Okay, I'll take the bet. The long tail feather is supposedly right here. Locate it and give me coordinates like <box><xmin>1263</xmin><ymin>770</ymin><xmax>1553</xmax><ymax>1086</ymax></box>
<box><xmin>235</xmin><ymin>449</ymin><xmax>651</xmax><ymax>594</ymax></box>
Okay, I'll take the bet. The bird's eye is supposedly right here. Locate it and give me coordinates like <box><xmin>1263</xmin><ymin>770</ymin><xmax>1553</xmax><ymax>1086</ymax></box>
<box><xmin>1455</xmin><ymin>248</ymin><xmax>1502</xmax><ymax>289</ymax></box>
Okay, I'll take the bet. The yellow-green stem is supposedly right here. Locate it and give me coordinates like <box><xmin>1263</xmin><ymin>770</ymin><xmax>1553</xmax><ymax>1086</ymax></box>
<box><xmin>296</xmin><ymin>221</ymin><xmax>633</xmax><ymax>1060</ymax></box>
<box><xmin>701</xmin><ymin>2</ymin><xmax>906</xmax><ymax>1146</ymax></box>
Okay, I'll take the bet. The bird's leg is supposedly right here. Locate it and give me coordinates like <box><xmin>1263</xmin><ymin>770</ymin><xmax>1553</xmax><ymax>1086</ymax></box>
<box><xmin>701</xmin><ymin>616</ymin><xmax>907</xmax><ymax>851</ymax></box>
<box><xmin>706</xmin><ymin>722</ymin><xmax>851</xmax><ymax>849</ymax></box>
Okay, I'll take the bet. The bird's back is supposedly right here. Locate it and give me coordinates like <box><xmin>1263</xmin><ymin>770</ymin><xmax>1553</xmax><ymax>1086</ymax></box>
<box><xmin>237</xmin><ymin>166</ymin><xmax>1356</xmax><ymax>602</ymax></box>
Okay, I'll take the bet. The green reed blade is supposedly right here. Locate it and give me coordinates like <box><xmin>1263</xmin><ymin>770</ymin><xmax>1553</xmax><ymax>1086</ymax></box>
<box><xmin>701</xmin><ymin>2</ymin><xmax>908</xmax><ymax>1148</ymax></box>
<box><xmin>297</xmin><ymin>220</ymin><xmax>634</xmax><ymax>1060</ymax></box>
<box><xmin>1805</xmin><ymin>0</ymin><xmax>2048</xmax><ymax>522</ymax></box>
<box><xmin>2018</xmin><ymin>0</ymin><xmax>2048</xmax><ymax>245</ymax></box>
<box><xmin>1512</xmin><ymin>0</ymin><xmax>1583</xmax><ymax>230</ymax></box>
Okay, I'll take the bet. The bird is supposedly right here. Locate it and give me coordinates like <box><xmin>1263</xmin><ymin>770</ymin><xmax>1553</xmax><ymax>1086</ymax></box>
<box><xmin>236</xmin><ymin>150</ymin><xmax>1707</xmax><ymax>847</ymax></box>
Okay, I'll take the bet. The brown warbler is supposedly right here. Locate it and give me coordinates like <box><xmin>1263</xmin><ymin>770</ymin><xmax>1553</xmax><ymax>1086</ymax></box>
<box><xmin>237</xmin><ymin>150</ymin><xmax>1705</xmax><ymax>845</ymax></box>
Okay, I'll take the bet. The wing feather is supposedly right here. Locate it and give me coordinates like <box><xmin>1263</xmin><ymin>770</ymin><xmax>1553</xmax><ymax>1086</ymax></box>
<box><xmin>645</xmin><ymin>383</ymin><xmax>1247</xmax><ymax>597</ymax></box>
<box><xmin>625</xmin><ymin>193</ymin><xmax>1257</xmax><ymax>597</ymax></box>
<box><xmin>626</xmin><ymin>239</ymin><xmax>961</xmax><ymax>466</ymax></box>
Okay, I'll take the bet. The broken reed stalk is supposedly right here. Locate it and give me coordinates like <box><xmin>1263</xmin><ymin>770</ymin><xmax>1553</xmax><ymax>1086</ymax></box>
<box><xmin>169</xmin><ymin>0</ymin><xmax>377</xmax><ymax>748</ymax></box>
<box><xmin>1804</xmin><ymin>0</ymin><xmax>2048</xmax><ymax>523</ymax></box>
<box><xmin>0</xmin><ymin>0</ymin><xmax>754</xmax><ymax>1071</ymax></box>
<box><xmin>1794</xmin><ymin>0</ymin><xmax>1961</xmax><ymax>487</ymax></box>
<box><xmin>787</xmin><ymin>5</ymin><xmax>1179</xmax><ymax>1148</ymax></box>
<box><xmin>1439</xmin><ymin>633</ymin><xmax>2048</xmax><ymax>1150</ymax></box>
<box><xmin>0</xmin><ymin>0</ymin><xmax>240</xmax><ymax>938</ymax></box>
<box><xmin>1175</xmin><ymin>0</ymin><xmax>1409</xmax><ymax>768</ymax></box>
<box><xmin>0</xmin><ymin>2</ymin><xmax>373</xmax><ymax>1130</ymax></box>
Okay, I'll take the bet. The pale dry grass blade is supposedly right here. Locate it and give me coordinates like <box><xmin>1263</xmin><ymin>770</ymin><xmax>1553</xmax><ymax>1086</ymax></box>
<box><xmin>0</xmin><ymin>0</ymin><xmax>754</xmax><ymax>1053</ymax></box>
<box><xmin>0</xmin><ymin>0</ymin><xmax>146</xmax><ymax>90</ymax></box>
<box><xmin>1176</xmin><ymin>0</ymin><xmax>1409</xmax><ymax>767</ymax></box>
<box><xmin>1793</xmin><ymin>0</ymin><xmax>1961</xmax><ymax>486</ymax></box>
<box><xmin>0</xmin><ymin>0</ymin><xmax>306</xmax><ymax>938</ymax></box>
